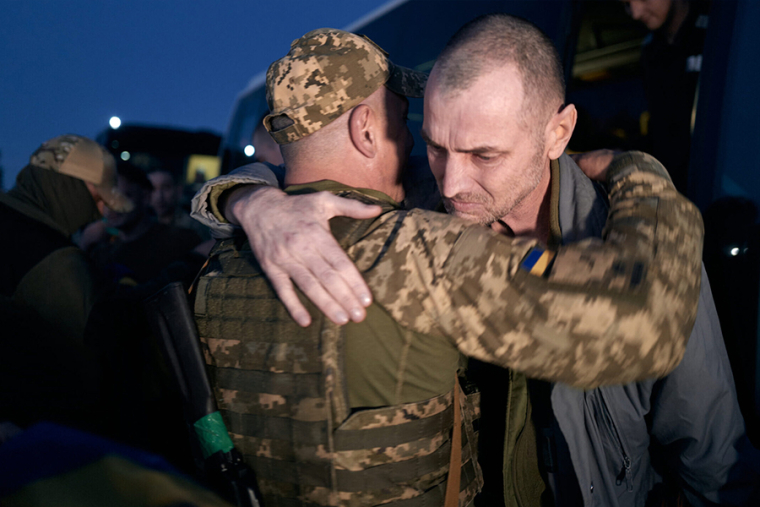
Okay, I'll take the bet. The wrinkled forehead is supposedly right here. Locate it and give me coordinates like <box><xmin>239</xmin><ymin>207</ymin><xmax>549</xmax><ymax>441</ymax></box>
<box><xmin>425</xmin><ymin>68</ymin><xmax>525</xmax><ymax>123</ymax></box>
<box><xmin>428</xmin><ymin>64</ymin><xmax>525</xmax><ymax>105</ymax></box>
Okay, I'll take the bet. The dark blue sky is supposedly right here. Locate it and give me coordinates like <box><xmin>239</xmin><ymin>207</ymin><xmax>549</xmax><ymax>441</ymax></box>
<box><xmin>0</xmin><ymin>0</ymin><xmax>388</xmax><ymax>189</ymax></box>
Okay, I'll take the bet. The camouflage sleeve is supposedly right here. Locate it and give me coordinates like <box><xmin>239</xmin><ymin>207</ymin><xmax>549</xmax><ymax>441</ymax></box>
<box><xmin>189</xmin><ymin>162</ymin><xmax>281</xmax><ymax>238</ymax></box>
<box><xmin>363</xmin><ymin>151</ymin><xmax>703</xmax><ymax>389</ymax></box>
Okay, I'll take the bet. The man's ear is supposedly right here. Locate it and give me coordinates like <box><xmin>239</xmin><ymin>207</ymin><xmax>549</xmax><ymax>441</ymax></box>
<box><xmin>348</xmin><ymin>104</ymin><xmax>377</xmax><ymax>159</ymax></box>
<box><xmin>545</xmin><ymin>103</ymin><xmax>577</xmax><ymax>160</ymax></box>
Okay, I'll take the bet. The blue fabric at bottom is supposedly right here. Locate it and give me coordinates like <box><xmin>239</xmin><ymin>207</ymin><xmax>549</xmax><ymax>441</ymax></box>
<box><xmin>0</xmin><ymin>422</ymin><xmax>180</xmax><ymax>497</ymax></box>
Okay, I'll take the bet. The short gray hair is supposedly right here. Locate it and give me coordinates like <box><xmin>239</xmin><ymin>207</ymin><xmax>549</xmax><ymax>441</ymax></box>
<box><xmin>434</xmin><ymin>14</ymin><xmax>565</xmax><ymax>128</ymax></box>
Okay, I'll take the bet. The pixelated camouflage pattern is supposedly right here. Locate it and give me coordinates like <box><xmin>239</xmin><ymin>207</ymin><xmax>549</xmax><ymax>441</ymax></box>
<box><xmin>264</xmin><ymin>28</ymin><xmax>427</xmax><ymax>145</ymax></box>
<box><xmin>28</xmin><ymin>134</ymin><xmax>132</xmax><ymax>212</ymax></box>
<box><xmin>204</xmin><ymin>338</ymin><xmax>322</xmax><ymax>373</ymax></box>
<box><xmin>227</xmin><ymin>429</ymin><xmax>453</xmax><ymax>471</ymax></box>
<box><xmin>194</xmin><ymin>151</ymin><xmax>702</xmax><ymax>505</ymax></box>
<box><xmin>339</xmin><ymin>390</ymin><xmax>451</xmax><ymax>430</ymax></box>
<box><xmin>29</xmin><ymin>134</ymin><xmax>82</xmax><ymax>171</ymax></box>
<box><xmin>386</xmin><ymin>60</ymin><xmax>428</xmax><ymax>100</ymax></box>
<box><xmin>196</xmin><ymin>256</ymin><xmax>481</xmax><ymax>506</ymax></box>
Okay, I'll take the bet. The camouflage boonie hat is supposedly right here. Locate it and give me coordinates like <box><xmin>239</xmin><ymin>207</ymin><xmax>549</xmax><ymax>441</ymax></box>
<box><xmin>30</xmin><ymin>135</ymin><xmax>133</xmax><ymax>213</ymax></box>
<box><xmin>264</xmin><ymin>28</ymin><xmax>428</xmax><ymax>145</ymax></box>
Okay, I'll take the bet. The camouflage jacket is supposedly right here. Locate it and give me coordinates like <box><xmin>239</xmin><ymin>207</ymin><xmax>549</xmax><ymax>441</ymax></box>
<box><xmin>193</xmin><ymin>152</ymin><xmax>704</xmax><ymax>388</ymax></box>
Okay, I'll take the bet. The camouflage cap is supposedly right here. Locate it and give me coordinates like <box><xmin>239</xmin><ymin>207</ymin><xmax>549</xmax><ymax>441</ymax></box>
<box><xmin>264</xmin><ymin>28</ymin><xmax>428</xmax><ymax>145</ymax></box>
<box><xmin>30</xmin><ymin>135</ymin><xmax>133</xmax><ymax>213</ymax></box>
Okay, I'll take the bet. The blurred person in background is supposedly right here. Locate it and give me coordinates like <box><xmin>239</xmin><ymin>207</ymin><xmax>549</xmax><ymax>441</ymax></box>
<box><xmin>0</xmin><ymin>135</ymin><xmax>131</xmax><ymax>343</ymax></box>
<box><xmin>0</xmin><ymin>136</ymin><xmax>197</xmax><ymax>471</ymax></box>
<box><xmin>623</xmin><ymin>0</ymin><xmax>709</xmax><ymax>194</ymax></box>
<box><xmin>77</xmin><ymin>160</ymin><xmax>207</xmax><ymax>469</ymax></box>
<box><xmin>148</xmin><ymin>168</ymin><xmax>213</xmax><ymax>245</ymax></box>
<box><xmin>88</xmin><ymin>162</ymin><xmax>207</xmax><ymax>288</ymax></box>
<box><xmin>0</xmin><ymin>135</ymin><xmax>131</xmax><ymax>432</ymax></box>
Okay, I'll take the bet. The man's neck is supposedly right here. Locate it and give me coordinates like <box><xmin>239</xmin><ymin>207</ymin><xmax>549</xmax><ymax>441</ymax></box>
<box><xmin>285</xmin><ymin>162</ymin><xmax>405</xmax><ymax>203</ymax></box>
<box><xmin>492</xmin><ymin>163</ymin><xmax>552</xmax><ymax>243</ymax></box>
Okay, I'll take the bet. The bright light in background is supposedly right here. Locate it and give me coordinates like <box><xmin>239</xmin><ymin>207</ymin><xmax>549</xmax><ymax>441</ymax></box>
<box><xmin>120</xmin><ymin>151</ymin><xmax>130</xmax><ymax>161</ymax></box>
<box><xmin>244</xmin><ymin>145</ymin><xmax>255</xmax><ymax>157</ymax></box>
<box><xmin>109</xmin><ymin>116</ymin><xmax>121</xmax><ymax>129</ymax></box>
<box><xmin>730</xmin><ymin>247</ymin><xmax>740</xmax><ymax>257</ymax></box>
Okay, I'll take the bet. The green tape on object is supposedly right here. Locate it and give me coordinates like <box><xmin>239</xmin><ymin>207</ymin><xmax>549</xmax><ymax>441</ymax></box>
<box><xmin>194</xmin><ymin>411</ymin><xmax>234</xmax><ymax>458</ymax></box>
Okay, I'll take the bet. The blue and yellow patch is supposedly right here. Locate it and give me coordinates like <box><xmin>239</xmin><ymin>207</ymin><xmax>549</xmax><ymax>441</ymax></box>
<box><xmin>520</xmin><ymin>247</ymin><xmax>556</xmax><ymax>277</ymax></box>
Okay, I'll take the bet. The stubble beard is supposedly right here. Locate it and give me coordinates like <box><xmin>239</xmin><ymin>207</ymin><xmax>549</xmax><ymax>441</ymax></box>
<box><xmin>443</xmin><ymin>144</ymin><xmax>546</xmax><ymax>227</ymax></box>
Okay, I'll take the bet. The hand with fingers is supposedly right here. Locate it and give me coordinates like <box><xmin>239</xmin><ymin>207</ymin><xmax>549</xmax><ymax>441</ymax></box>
<box><xmin>224</xmin><ymin>185</ymin><xmax>382</xmax><ymax>327</ymax></box>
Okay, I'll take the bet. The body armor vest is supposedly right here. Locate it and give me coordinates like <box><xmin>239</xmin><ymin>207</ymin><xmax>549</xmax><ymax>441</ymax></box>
<box><xmin>195</xmin><ymin>224</ymin><xmax>482</xmax><ymax>506</ymax></box>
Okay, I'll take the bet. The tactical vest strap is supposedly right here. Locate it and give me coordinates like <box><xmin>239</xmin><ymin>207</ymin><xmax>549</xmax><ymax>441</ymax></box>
<box><xmin>247</xmin><ymin>440</ymin><xmax>451</xmax><ymax>489</ymax></box>
<box><xmin>216</xmin><ymin>368</ymin><xmax>322</xmax><ymax>396</ymax></box>
<box><xmin>252</xmin><ymin>457</ymin><xmax>479</xmax><ymax>507</ymax></box>
<box><xmin>462</xmin><ymin>389</ymin><xmax>481</xmax><ymax>453</ymax></box>
<box><xmin>334</xmin><ymin>404</ymin><xmax>453</xmax><ymax>449</ymax></box>
<box><xmin>444</xmin><ymin>380</ymin><xmax>462</xmax><ymax>507</ymax></box>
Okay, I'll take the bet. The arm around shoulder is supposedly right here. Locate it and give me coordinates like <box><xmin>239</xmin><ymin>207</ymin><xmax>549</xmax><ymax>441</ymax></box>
<box><xmin>405</xmin><ymin>151</ymin><xmax>703</xmax><ymax>389</ymax></box>
<box><xmin>190</xmin><ymin>162</ymin><xmax>281</xmax><ymax>237</ymax></box>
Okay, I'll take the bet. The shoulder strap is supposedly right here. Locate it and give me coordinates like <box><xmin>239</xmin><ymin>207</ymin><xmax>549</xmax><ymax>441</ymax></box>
<box><xmin>444</xmin><ymin>379</ymin><xmax>462</xmax><ymax>507</ymax></box>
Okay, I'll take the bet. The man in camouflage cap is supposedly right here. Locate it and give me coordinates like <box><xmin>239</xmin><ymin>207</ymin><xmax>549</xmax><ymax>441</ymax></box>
<box><xmin>262</xmin><ymin>27</ymin><xmax>427</xmax><ymax>145</ymax></box>
<box><xmin>191</xmin><ymin>28</ymin><xmax>708</xmax><ymax>507</ymax></box>
<box><xmin>0</xmin><ymin>134</ymin><xmax>131</xmax><ymax>430</ymax></box>
<box><xmin>28</xmin><ymin>134</ymin><xmax>133</xmax><ymax>216</ymax></box>
<box><xmin>0</xmin><ymin>134</ymin><xmax>132</xmax><ymax>340</ymax></box>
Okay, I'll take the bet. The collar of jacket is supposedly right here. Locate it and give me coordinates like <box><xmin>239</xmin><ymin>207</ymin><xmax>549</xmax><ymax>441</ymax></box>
<box><xmin>285</xmin><ymin>179</ymin><xmax>401</xmax><ymax>208</ymax></box>
<box><xmin>551</xmin><ymin>154</ymin><xmax>610</xmax><ymax>246</ymax></box>
<box><xmin>284</xmin><ymin>180</ymin><xmax>404</xmax><ymax>250</ymax></box>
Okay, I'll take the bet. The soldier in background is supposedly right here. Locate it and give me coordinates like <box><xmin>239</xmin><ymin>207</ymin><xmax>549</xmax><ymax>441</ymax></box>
<box><xmin>0</xmin><ymin>137</ymin><xmax>196</xmax><ymax>468</ymax></box>
<box><xmin>191</xmin><ymin>28</ymin><xmax>706</xmax><ymax>507</ymax></box>
<box><xmin>0</xmin><ymin>135</ymin><xmax>131</xmax><ymax>343</ymax></box>
<box><xmin>0</xmin><ymin>135</ymin><xmax>130</xmax><ymax>431</ymax></box>
<box><xmin>623</xmin><ymin>0</ymin><xmax>709</xmax><ymax>194</ymax></box>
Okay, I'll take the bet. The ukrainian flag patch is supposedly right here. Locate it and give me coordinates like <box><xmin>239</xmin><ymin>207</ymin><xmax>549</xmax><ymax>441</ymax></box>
<box><xmin>520</xmin><ymin>247</ymin><xmax>556</xmax><ymax>277</ymax></box>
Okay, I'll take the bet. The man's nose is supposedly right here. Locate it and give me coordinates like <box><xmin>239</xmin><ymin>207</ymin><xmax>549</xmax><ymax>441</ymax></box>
<box><xmin>438</xmin><ymin>156</ymin><xmax>469</xmax><ymax>198</ymax></box>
